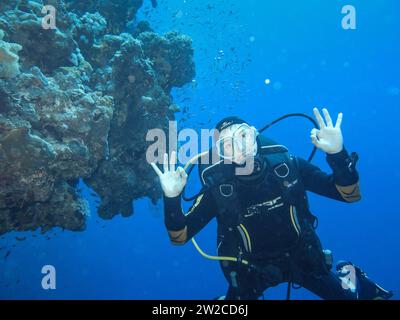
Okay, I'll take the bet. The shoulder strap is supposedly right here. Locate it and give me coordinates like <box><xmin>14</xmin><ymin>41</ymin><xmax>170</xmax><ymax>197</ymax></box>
<box><xmin>259</xmin><ymin>139</ymin><xmax>317</xmax><ymax>227</ymax></box>
<box><xmin>258</xmin><ymin>136</ymin><xmax>299</xmax><ymax>200</ymax></box>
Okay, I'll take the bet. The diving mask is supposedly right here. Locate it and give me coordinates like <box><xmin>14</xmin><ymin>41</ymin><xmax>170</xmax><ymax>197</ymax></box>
<box><xmin>216</xmin><ymin>123</ymin><xmax>259</xmax><ymax>161</ymax></box>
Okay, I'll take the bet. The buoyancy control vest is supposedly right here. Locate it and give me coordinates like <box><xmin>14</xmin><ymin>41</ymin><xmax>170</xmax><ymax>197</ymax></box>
<box><xmin>198</xmin><ymin>135</ymin><xmax>328</xmax><ymax>276</ymax></box>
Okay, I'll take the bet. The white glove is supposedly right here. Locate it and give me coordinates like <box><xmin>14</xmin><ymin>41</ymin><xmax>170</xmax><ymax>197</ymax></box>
<box><xmin>311</xmin><ymin>107</ymin><xmax>344</xmax><ymax>155</ymax></box>
<box><xmin>150</xmin><ymin>151</ymin><xmax>188</xmax><ymax>198</ymax></box>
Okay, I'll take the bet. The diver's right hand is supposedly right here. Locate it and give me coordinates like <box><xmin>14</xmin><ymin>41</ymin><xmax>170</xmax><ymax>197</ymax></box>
<box><xmin>150</xmin><ymin>151</ymin><xmax>188</xmax><ymax>198</ymax></box>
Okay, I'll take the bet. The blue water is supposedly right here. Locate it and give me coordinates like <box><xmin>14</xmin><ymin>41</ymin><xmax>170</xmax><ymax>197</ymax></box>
<box><xmin>1</xmin><ymin>0</ymin><xmax>399</xmax><ymax>299</ymax></box>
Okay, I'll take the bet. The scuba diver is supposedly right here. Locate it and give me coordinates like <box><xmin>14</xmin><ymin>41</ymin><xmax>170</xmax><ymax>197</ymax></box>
<box><xmin>151</xmin><ymin>108</ymin><xmax>393</xmax><ymax>300</ymax></box>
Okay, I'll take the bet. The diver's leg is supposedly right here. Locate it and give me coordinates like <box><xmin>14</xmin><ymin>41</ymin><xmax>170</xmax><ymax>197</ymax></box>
<box><xmin>299</xmin><ymin>262</ymin><xmax>393</xmax><ymax>300</ymax></box>
<box><xmin>222</xmin><ymin>263</ymin><xmax>270</xmax><ymax>300</ymax></box>
<box><xmin>299</xmin><ymin>271</ymin><xmax>356</xmax><ymax>300</ymax></box>
<box><xmin>335</xmin><ymin>261</ymin><xmax>393</xmax><ymax>300</ymax></box>
<box><xmin>224</xmin><ymin>270</ymin><xmax>266</xmax><ymax>300</ymax></box>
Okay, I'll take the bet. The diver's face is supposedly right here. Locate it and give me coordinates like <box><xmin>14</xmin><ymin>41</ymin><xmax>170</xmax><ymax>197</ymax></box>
<box><xmin>217</xmin><ymin>123</ymin><xmax>258</xmax><ymax>164</ymax></box>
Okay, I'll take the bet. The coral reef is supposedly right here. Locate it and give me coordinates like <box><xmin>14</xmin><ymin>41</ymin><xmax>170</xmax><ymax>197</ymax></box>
<box><xmin>0</xmin><ymin>29</ymin><xmax>22</xmax><ymax>78</ymax></box>
<box><xmin>65</xmin><ymin>0</ymin><xmax>144</xmax><ymax>35</ymax></box>
<box><xmin>0</xmin><ymin>0</ymin><xmax>195</xmax><ymax>234</ymax></box>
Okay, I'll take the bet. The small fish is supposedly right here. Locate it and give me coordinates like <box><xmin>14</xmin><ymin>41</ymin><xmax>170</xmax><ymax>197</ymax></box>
<box><xmin>90</xmin><ymin>192</ymin><xmax>97</xmax><ymax>197</ymax></box>
<box><xmin>4</xmin><ymin>251</ymin><xmax>11</xmax><ymax>260</ymax></box>
<box><xmin>15</xmin><ymin>237</ymin><xmax>26</xmax><ymax>241</ymax></box>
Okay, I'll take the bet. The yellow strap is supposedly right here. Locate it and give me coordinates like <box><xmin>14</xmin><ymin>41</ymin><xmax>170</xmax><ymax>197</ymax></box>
<box><xmin>191</xmin><ymin>238</ymin><xmax>249</xmax><ymax>265</ymax></box>
<box><xmin>239</xmin><ymin>224</ymin><xmax>252</xmax><ymax>253</ymax></box>
<box><xmin>289</xmin><ymin>205</ymin><xmax>300</xmax><ymax>237</ymax></box>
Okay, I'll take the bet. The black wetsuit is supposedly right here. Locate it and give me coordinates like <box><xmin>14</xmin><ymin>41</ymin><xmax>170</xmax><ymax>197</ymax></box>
<box><xmin>163</xmin><ymin>147</ymin><xmax>367</xmax><ymax>300</ymax></box>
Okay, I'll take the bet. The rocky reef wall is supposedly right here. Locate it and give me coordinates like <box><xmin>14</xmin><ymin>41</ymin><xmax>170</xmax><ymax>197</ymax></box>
<box><xmin>0</xmin><ymin>0</ymin><xmax>195</xmax><ymax>234</ymax></box>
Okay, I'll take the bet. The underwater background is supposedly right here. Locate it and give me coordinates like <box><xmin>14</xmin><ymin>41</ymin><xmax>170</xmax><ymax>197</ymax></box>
<box><xmin>1</xmin><ymin>0</ymin><xmax>399</xmax><ymax>299</ymax></box>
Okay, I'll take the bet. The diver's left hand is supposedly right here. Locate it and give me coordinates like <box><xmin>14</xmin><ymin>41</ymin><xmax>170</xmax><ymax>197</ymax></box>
<box><xmin>311</xmin><ymin>108</ymin><xmax>343</xmax><ymax>155</ymax></box>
